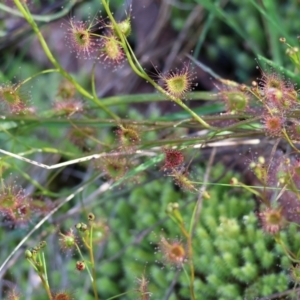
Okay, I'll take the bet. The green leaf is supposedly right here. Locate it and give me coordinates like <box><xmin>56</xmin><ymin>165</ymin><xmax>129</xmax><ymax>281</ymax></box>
<box><xmin>0</xmin><ymin>121</ymin><xmax>18</xmax><ymax>131</ymax></box>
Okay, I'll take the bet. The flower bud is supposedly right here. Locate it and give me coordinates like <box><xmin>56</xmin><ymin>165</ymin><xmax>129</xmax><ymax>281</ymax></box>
<box><xmin>76</xmin><ymin>222</ymin><xmax>88</xmax><ymax>232</ymax></box>
<box><xmin>25</xmin><ymin>249</ymin><xmax>32</xmax><ymax>259</ymax></box>
<box><xmin>75</xmin><ymin>222</ymin><xmax>82</xmax><ymax>230</ymax></box>
<box><xmin>76</xmin><ymin>261</ymin><xmax>86</xmax><ymax>271</ymax></box>
<box><xmin>39</xmin><ymin>241</ymin><xmax>47</xmax><ymax>248</ymax></box>
<box><xmin>115</xmin><ymin>18</ymin><xmax>131</xmax><ymax>37</ymax></box>
<box><xmin>279</xmin><ymin>37</ymin><xmax>286</xmax><ymax>43</ymax></box>
<box><xmin>88</xmin><ymin>213</ymin><xmax>95</xmax><ymax>221</ymax></box>
<box><xmin>166</xmin><ymin>202</ymin><xmax>179</xmax><ymax>214</ymax></box>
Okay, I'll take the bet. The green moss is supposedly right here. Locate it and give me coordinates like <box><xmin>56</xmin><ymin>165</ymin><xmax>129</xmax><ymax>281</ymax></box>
<box><xmin>46</xmin><ymin>166</ymin><xmax>300</xmax><ymax>299</ymax></box>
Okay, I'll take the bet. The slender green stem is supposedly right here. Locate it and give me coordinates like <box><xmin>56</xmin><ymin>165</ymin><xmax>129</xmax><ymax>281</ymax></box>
<box><xmin>182</xmin><ymin>264</ymin><xmax>195</xmax><ymax>300</ymax></box>
<box><xmin>105</xmin><ymin>291</ymin><xmax>134</xmax><ymax>300</ymax></box>
<box><xmin>275</xmin><ymin>236</ymin><xmax>300</xmax><ymax>263</ymax></box>
<box><xmin>182</xmin><ymin>265</ymin><xmax>190</xmax><ymax>282</ymax></box>
<box><xmin>88</xmin><ymin>224</ymin><xmax>100</xmax><ymax>300</ymax></box>
<box><xmin>27</xmin><ymin>258</ymin><xmax>38</xmax><ymax>272</ymax></box>
<box><xmin>11</xmin><ymin>163</ymin><xmax>57</xmax><ymax>196</ymax></box>
<box><xmin>101</xmin><ymin>0</ymin><xmax>146</xmax><ymax>78</ymax></box>
<box><xmin>91</xmin><ymin>63</ymin><xmax>98</xmax><ymax>101</ymax></box>
<box><xmin>169</xmin><ymin>213</ymin><xmax>195</xmax><ymax>300</ymax></box>
<box><xmin>183</xmin><ymin>229</ymin><xmax>196</xmax><ymax>300</ymax></box>
<box><xmin>41</xmin><ymin>252</ymin><xmax>49</xmax><ymax>286</ymax></box>
<box><xmin>75</xmin><ymin>243</ymin><xmax>94</xmax><ymax>282</ymax></box>
<box><xmin>76</xmin><ymin>230</ymin><xmax>99</xmax><ymax>299</ymax></box>
<box><xmin>39</xmin><ymin>274</ymin><xmax>52</xmax><ymax>300</ymax></box>
<box><xmin>35</xmin><ymin>255</ymin><xmax>52</xmax><ymax>300</ymax></box>
<box><xmin>282</xmin><ymin>129</ymin><xmax>300</xmax><ymax>153</ymax></box>
<box><xmin>101</xmin><ymin>0</ymin><xmax>214</xmax><ymax>130</ymax></box>
<box><xmin>100</xmin><ymin>91</ymin><xmax>218</xmax><ymax>105</ymax></box>
<box><xmin>1</xmin><ymin>113</ymin><xmax>253</xmax><ymax>128</ymax></box>
<box><xmin>18</xmin><ymin>69</ymin><xmax>59</xmax><ymax>86</ymax></box>
<box><xmin>0</xmin><ymin>1</ymin><xmax>77</xmax><ymax>22</ymax></box>
<box><xmin>144</xmin><ymin>74</ymin><xmax>215</xmax><ymax>129</ymax></box>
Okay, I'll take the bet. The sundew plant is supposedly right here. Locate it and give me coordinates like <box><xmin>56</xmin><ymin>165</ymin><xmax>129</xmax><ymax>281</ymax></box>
<box><xmin>1</xmin><ymin>0</ymin><xmax>300</xmax><ymax>299</ymax></box>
